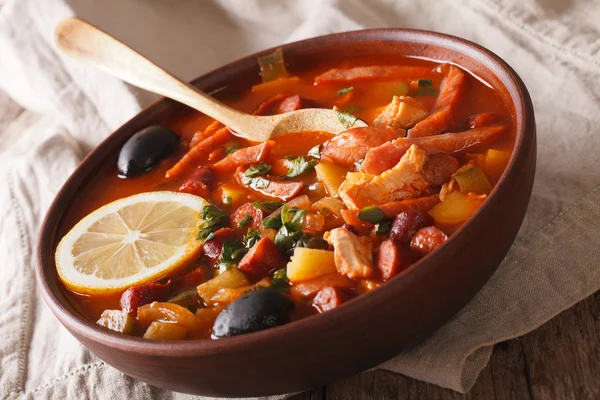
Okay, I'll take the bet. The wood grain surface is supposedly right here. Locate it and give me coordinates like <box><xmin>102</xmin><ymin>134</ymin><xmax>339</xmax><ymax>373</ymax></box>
<box><xmin>291</xmin><ymin>290</ymin><xmax>600</xmax><ymax>400</ymax></box>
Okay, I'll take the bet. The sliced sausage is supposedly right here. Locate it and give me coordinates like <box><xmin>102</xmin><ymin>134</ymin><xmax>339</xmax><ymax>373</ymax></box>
<box><xmin>179</xmin><ymin>166</ymin><xmax>215</xmax><ymax>197</ymax></box>
<box><xmin>290</xmin><ymin>273</ymin><xmax>355</xmax><ymax>298</ymax></box>
<box><xmin>230</xmin><ymin>202</ymin><xmax>265</xmax><ymax>231</ymax></box>
<box><xmin>238</xmin><ymin>238</ymin><xmax>287</xmax><ymax>280</ymax></box>
<box><xmin>377</xmin><ymin>240</ymin><xmax>413</xmax><ymax>281</ymax></box>
<box><xmin>121</xmin><ymin>282</ymin><xmax>168</xmax><ymax>315</ymax></box>
<box><xmin>312</xmin><ymin>287</ymin><xmax>351</xmax><ymax>313</ymax></box>
<box><xmin>410</xmin><ymin>226</ymin><xmax>448</xmax><ymax>256</ymax></box>
<box><xmin>422</xmin><ymin>154</ymin><xmax>459</xmax><ymax>186</ymax></box>
<box><xmin>212</xmin><ymin>141</ymin><xmax>274</xmax><ymax>173</ymax></box>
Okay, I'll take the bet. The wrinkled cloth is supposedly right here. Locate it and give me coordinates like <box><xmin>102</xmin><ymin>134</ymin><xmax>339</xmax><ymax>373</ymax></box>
<box><xmin>1</xmin><ymin>0</ymin><xmax>600</xmax><ymax>398</ymax></box>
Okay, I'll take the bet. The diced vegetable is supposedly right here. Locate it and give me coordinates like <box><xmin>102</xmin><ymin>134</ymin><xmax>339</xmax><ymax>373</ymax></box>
<box><xmin>97</xmin><ymin>310</ymin><xmax>136</xmax><ymax>334</ymax></box>
<box><xmin>302</xmin><ymin>212</ymin><xmax>325</xmax><ymax>233</ymax></box>
<box><xmin>356</xmin><ymin>206</ymin><xmax>387</xmax><ymax>224</ymax></box>
<box><xmin>143</xmin><ymin>321</ymin><xmax>187</xmax><ymax>340</ymax></box>
<box><xmin>257</xmin><ymin>48</ymin><xmax>288</xmax><ymax>82</ymax></box>
<box><xmin>311</xmin><ymin>197</ymin><xmax>345</xmax><ymax>219</ymax></box>
<box><xmin>251</xmin><ymin>76</ymin><xmax>301</xmax><ymax>95</ymax></box>
<box><xmin>206</xmin><ymin>278</ymin><xmax>270</xmax><ymax>306</ymax></box>
<box><xmin>483</xmin><ymin>149</ymin><xmax>511</xmax><ymax>178</ymax></box>
<box><xmin>428</xmin><ymin>191</ymin><xmax>485</xmax><ymax>226</ymax></box>
<box><xmin>315</xmin><ymin>159</ymin><xmax>348</xmax><ymax>197</ymax></box>
<box><xmin>137</xmin><ymin>302</ymin><xmax>208</xmax><ymax>333</ymax></box>
<box><xmin>454</xmin><ymin>168</ymin><xmax>492</xmax><ymax>194</ymax></box>
<box><xmin>286</xmin><ymin>247</ymin><xmax>337</xmax><ymax>283</ymax></box>
<box><xmin>197</xmin><ymin>267</ymin><xmax>249</xmax><ymax>306</ymax></box>
<box><xmin>220</xmin><ymin>185</ymin><xmax>245</xmax><ymax>205</ymax></box>
<box><xmin>167</xmin><ymin>290</ymin><xmax>199</xmax><ymax>307</ymax></box>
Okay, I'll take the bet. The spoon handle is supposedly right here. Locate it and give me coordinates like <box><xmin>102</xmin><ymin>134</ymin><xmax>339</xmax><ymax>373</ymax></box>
<box><xmin>54</xmin><ymin>17</ymin><xmax>252</xmax><ymax>133</ymax></box>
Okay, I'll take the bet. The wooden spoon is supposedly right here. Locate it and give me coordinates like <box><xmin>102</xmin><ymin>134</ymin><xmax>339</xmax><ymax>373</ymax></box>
<box><xmin>54</xmin><ymin>17</ymin><xmax>366</xmax><ymax>142</ymax></box>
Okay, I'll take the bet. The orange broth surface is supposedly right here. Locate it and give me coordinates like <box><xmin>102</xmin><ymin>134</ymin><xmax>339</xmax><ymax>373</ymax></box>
<box><xmin>60</xmin><ymin>54</ymin><xmax>515</xmax><ymax>339</ymax></box>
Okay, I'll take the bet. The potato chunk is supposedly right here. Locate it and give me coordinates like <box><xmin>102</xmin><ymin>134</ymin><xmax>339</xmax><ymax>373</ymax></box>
<box><xmin>197</xmin><ymin>267</ymin><xmax>249</xmax><ymax>306</ymax></box>
<box><xmin>315</xmin><ymin>159</ymin><xmax>349</xmax><ymax>197</ymax></box>
<box><xmin>287</xmin><ymin>248</ymin><xmax>337</xmax><ymax>283</ymax></box>
<box><xmin>143</xmin><ymin>321</ymin><xmax>187</xmax><ymax>340</ymax></box>
<box><xmin>97</xmin><ymin>310</ymin><xmax>135</xmax><ymax>334</ymax></box>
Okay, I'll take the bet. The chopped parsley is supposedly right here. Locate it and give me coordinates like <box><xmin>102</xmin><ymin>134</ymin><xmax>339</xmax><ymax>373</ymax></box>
<box><xmin>252</xmin><ymin>201</ymin><xmax>282</xmax><ymax>214</ymax></box>
<box><xmin>224</xmin><ymin>146</ymin><xmax>239</xmax><ymax>155</ymax></box>
<box><xmin>244</xmin><ymin>163</ymin><xmax>271</xmax><ymax>178</ymax></box>
<box><xmin>356</xmin><ymin>205</ymin><xmax>387</xmax><ymax>224</ymax></box>
<box><xmin>285</xmin><ymin>156</ymin><xmax>317</xmax><ymax>178</ymax></box>
<box><xmin>217</xmin><ymin>240</ymin><xmax>248</xmax><ymax>270</ymax></box>
<box><xmin>336</xmin><ymin>110</ymin><xmax>359</xmax><ymax>129</ymax></box>
<box><xmin>243</xmin><ymin>228</ymin><xmax>261</xmax><ymax>249</ymax></box>
<box><xmin>237</xmin><ymin>215</ymin><xmax>252</xmax><ymax>228</ymax></box>
<box><xmin>274</xmin><ymin>204</ymin><xmax>308</xmax><ymax>254</ymax></box>
<box><xmin>376</xmin><ymin>221</ymin><xmax>392</xmax><ymax>235</ymax></box>
<box><xmin>270</xmin><ymin>268</ymin><xmax>290</xmax><ymax>291</ymax></box>
<box><xmin>197</xmin><ymin>205</ymin><xmax>229</xmax><ymax>240</ymax></box>
<box><xmin>336</xmin><ymin>86</ymin><xmax>354</xmax><ymax>96</ymax></box>
<box><xmin>308</xmin><ymin>144</ymin><xmax>321</xmax><ymax>159</ymax></box>
<box><xmin>245</xmin><ymin>176</ymin><xmax>270</xmax><ymax>190</ymax></box>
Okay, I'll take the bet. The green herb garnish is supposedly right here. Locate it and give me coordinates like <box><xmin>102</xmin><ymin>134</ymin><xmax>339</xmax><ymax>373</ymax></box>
<box><xmin>224</xmin><ymin>146</ymin><xmax>239</xmax><ymax>155</ymax></box>
<box><xmin>217</xmin><ymin>240</ymin><xmax>248</xmax><ymax>269</ymax></box>
<box><xmin>237</xmin><ymin>215</ymin><xmax>252</xmax><ymax>228</ymax></box>
<box><xmin>356</xmin><ymin>205</ymin><xmax>387</xmax><ymax>224</ymax></box>
<box><xmin>246</xmin><ymin>176</ymin><xmax>270</xmax><ymax>190</ymax></box>
<box><xmin>336</xmin><ymin>86</ymin><xmax>354</xmax><ymax>96</ymax></box>
<box><xmin>243</xmin><ymin>228</ymin><xmax>261</xmax><ymax>249</ymax></box>
<box><xmin>252</xmin><ymin>201</ymin><xmax>282</xmax><ymax>214</ymax></box>
<box><xmin>270</xmin><ymin>268</ymin><xmax>290</xmax><ymax>291</ymax></box>
<box><xmin>418</xmin><ymin>79</ymin><xmax>432</xmax><ymax>87</ymax></box>
<box><xmin>376</xmin><ymin>221</ymin><xmax>392</xmax><ymax>235</ymax></box>
<box><xmin>274</xmin><ymin>205</ymin><xmax>308</xmax><ymax>254</ymax></box>
<box><xmin>244</xmin><ymin>163</ymin><xmax>271</xmax><ymax>178</ymax></box>
<box><xmin>223</xmin><ymin>196</ymin><xmax>232</xmax><ymax>205</ymax></box>
<box><xmin>197</xmin><ymin>205</ymin><xmax>229</xmax><ymax>240</ymax></box>
<box><xmin>308</xmin><ymin>144</ymin><xmax>321</xmax><ymax>159</ymax></box>
<box><xmin>262</xmin><ymin>214</ymin><xmax>283</xmax><ymax>230</ymax></box>
<box><xmin>337</xmin><ymin>110</ymin><xmax>359</xmax><ymax>129</ymax></box>
<box><xmin>285</xmin><ymin>156</ymin><xmax>317</xmax><ymax>178</ymax></box>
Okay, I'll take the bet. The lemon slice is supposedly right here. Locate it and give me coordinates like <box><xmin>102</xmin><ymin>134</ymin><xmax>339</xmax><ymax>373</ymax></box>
<box><xmin>55</xmin><ymin>191</ymin><xmax>208</xmax><ymax>294</ymax></box>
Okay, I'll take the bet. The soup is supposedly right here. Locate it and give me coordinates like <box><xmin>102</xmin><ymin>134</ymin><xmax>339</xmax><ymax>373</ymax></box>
<box><xmin>56</xmin><ymin>49</ymin><xmax>514</xmax><ymax>340</ymax></box>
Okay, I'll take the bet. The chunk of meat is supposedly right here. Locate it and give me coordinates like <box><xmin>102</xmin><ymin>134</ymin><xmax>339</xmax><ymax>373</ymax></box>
<box><xmin>320</xmin><ymin>126</ymin><xmax>402</xmax><ymax>167</ymax></box>
<box><xmin>373</xmin><ymin>96</ymin><xmax>429</xmax><ymax>130</ymax></box>
<box><xmin>325</xmin><ymin>227</ymin><xmax>373</xmax><ymax>279</ymax></box>
<box><xmin>410</xmin><ymin>226</ymin><xmax>448</xmax><ymax>255</ymax></box>
<box><xmin>278</xmin><ymin>95</ymin><xmax>305</xmax><ymax>113</ymax></box>
<box><xmin>422</xmin><ymin>154</ymin><xmax>459</xmax><ymax>186</ymax></box>
<box><xmin>314</xmin><ymin>65</ymin><xmax>432</xmax><ymax>84</ymax></box>
<box><xmin>252</xmin><ymin>93</ymin><xmax>287</xmax><ymax>116</ymax></box>
<box><xmin>169</xmin><ymin>267</ymin><xmax>205</xmax><ymax>294</ymax></box>
<box><xmin>238</xmin><ymin>237</ymin><xmax>287</xmax><ymax>280</ymax></box>
<box><xmin>166</xmin><ymin>127</ymin><xmax>232</xmax><ymax>179</ymax></box>
<box><xmin>212</xmin><ymin>141</ymin><xmax>274</xmax><ymax>173</ymax></box>
<box><xmin>408</xmin><ymin>66</ymin><xmax>466</xmax><ymax>138</ymax></box>
<box><xmin>389</xmin><ymin>210</ymin><xmax>435</xmax><ymax>243</ymax></box>
<box><xmin>339</xmin><ymin>145</ymin><xmax>429</xmax><ymax>209</ymax></box>
<box><xmin>230</xmin><ymin>202</ymin><xmax>265</xmax><ymax>231</ymax></box>
<box><xmin>179</xmin><ymin>166</ymin><xmax>215</xmax><ymax>197</ymax></box>
<box><xmin>312</xmin><ymin>287</ymin><xmax>351</xmax><ymax>313</ymax></box>
<box><xmin>341</xmin><ymin>195</ymin><xmax>440</xmax><ymax>228</ymax></box>
<box><xmin>202</xmin><ymin>228</ymin><xmax>237</xmax><ymax>260</ymax></box>
<box><xmin>377</xmin><ymin>240</ymin><xmax>413</xmax><ymax>281</ymax></box>
<box><xmin>362</xmin><ymin>125</ymin><xmax>507</xmax><ymax>175</ymax></box>
<box><xmin>465</xmin><ymin>112</ymin><xmax>501</xmax><ymax>129</ymax></box>
<box><xmin>290</xmin><ymin>273</ymin><xmax>356</xmax><ymax>298</ymax></box>
<box><xmin>235</xmin><ymin>167</ymin><xmax>304</xmax><ymax>201</ymax></box>
<box><xmin>120</xmin><ymin>282</ymin><xmax>168</xmax><ymax>315</ymax></box>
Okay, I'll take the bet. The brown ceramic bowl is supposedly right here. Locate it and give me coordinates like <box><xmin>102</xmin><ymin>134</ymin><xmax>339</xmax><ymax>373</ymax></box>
<box><xmin>37</xmin><ymin>29</ymin><xmax>535</xmax><ymax>397</ymax></box>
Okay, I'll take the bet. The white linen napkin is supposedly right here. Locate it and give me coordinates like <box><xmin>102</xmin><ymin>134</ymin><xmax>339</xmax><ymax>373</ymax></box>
<box><xmin>1</xmin><ymin>0</ymin><xmax>600</xmax><ymax>398</ymax></box>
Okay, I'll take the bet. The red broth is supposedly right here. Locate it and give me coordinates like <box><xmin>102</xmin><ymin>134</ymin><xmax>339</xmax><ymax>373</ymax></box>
<box><xmin>60</xmin><ymin>53</ymin><xmax>514</xmax><ymax>340</ymax></box>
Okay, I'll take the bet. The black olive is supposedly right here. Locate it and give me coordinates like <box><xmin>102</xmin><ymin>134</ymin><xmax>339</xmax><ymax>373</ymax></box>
<box><xmin>212</xmin><ymin>288</ymin><xmax>294</xmax><ymax>338</ymax></box>
<box><xmin>117</xmin><ymin>125</ymin><xmax>179</xmax><ymax>177</ymax></box>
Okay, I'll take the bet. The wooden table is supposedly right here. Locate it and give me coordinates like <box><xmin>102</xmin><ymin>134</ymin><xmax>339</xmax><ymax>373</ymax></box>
<box><xmin>293</xmin><ymin>291</ymin><xmax>600</xmax><ymax>399</ymax></box>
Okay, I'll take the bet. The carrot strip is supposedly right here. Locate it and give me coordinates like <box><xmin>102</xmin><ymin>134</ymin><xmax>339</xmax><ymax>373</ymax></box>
<box><xmin>190</xmin><ymin>120</ymin><xmax>223</xmax><ymax>148</ymax></box>
<box><xmin>341</xmin><ymin>195</ymin><xmax>440</xmax><ymax>228</ymax></box>
<box><xmin>314</xmin><ymin>65</ymin><xmax>432</xmax><ymax>84</ymax></box>
<box><xmin>165</xmin><ymin>128</ymin><xmax>232</xmax><ymax>179</ymax></box>
<box><xmin>361</xmin><ymin>125</ymin><xmax>508</xmax><ymax>175</ymax></box>
<box><xmin>212</xmin><ymin>140</ymin><xmax>275</xmax><ymax>173</ymax></box>
<box><xmin>251</xmin><ymin>77</ymin><xmax>301</xmax><ymax>96</ymax></box>
<box><xmin>408</xmin><ymin>66</ymin><xmax>466</xmax><ymax>138</ymax></box>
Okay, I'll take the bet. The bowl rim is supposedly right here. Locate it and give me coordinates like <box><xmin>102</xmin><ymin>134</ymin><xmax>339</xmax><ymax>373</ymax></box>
<box><xmin>36</xmin><ymin>27</ymin><xmax>535</xmax><ymax>357</ymax></box>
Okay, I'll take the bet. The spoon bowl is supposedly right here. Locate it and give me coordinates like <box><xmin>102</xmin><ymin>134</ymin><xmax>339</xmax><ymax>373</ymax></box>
<box><xmin>54</xmin><ymin>17</ymin><xmax>365</xmax><ymax>141</ymax></box>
